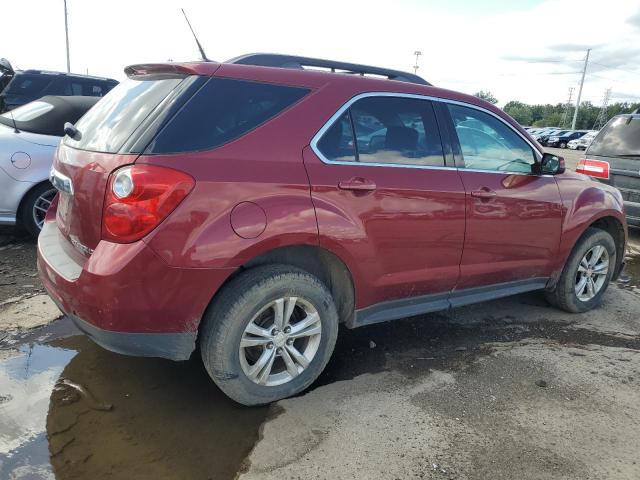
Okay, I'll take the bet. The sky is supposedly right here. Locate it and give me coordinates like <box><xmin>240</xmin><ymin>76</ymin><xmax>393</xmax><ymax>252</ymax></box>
<box><xmin>3</xmin><ymin>0</ymin><xmax>640</xmax><ymax>107</ymax></box>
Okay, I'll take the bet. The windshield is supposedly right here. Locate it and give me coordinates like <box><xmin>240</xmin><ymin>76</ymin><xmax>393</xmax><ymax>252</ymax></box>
<box><xmin>64</xmin><ymin>77</ymin><xmax>183</xmax><ymax>153</ymax></box>
<box><xmin>0</xmin><ymin>100</ymin><xmax>54</xmax><ymax>121</ymax></box>
<box><xmin>588</xmin><ymin>116</ymin><xmax>640</xmax><ymax>157</ymax></box>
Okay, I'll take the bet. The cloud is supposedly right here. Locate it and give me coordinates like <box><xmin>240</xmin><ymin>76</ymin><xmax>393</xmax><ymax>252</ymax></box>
<box><xmin>548</xmin><ymin>43</ymin><xmax>604</xmax><ymax>52</ymax></box>
<box><xmin>628</xmin><ymin>9</ymin><xmax>640</xmax><ymax>29</ymax></box>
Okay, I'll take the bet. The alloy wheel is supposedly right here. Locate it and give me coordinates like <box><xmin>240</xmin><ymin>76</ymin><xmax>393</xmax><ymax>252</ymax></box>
<box><xmin>239</xmin><ymin>297</ymin><xmax>322</xmax><ymax>386</ymax></box>
<box><xmin>32</xmin><ymin>188</ymin><xmax>57</xmax><ymax>230</ymax></box>
<box><xmin>575</xmin><ymin>245</ymin><xmax>609</xmax><ymax>302</ymax></box>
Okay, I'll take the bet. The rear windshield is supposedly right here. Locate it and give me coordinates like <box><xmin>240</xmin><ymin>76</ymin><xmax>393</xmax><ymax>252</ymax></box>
<box><xmin>589</xmin><ymin>116</ymin><xmax>640</xmax><ymax>157</ymax></box>
<box><xmin>64</xmin><ymin>76</ymin><xmax>310</xmax><ymax>154</ymax></box>
<box><xmin>64</xmin><ymin>77</ymin><xmax>183</xmax><ymax>153</ymax></box>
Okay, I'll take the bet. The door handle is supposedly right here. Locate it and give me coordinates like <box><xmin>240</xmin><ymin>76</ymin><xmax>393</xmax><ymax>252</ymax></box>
<box><xmin>470</xmin><ymin>188</ymin><xmax>496</xmax><ymax>199</ymax></box>
<box><xmin>338</xmin><ymin>177</ymin><xmax>377</xmax><ymax>192</ymax></box>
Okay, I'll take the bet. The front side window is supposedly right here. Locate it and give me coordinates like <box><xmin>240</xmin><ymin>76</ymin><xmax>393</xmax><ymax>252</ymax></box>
<box><xmin>350</xmin><ymin>96</ymin><xmax>444</xmax><ymax>167</ymax></box>
<box><xmin>448</xmin><ymin>104</ymin><xmax>536</xmax><ymax>173</ymax></box>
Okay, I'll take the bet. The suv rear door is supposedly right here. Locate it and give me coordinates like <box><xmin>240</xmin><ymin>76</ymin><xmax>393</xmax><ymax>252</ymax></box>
<box><xmin>586</xmin><ymin>115</ymin><xmax>640</xmax><ymax>225</ymax></box>
<box><xmin>304</xmin><ymin>94</ymin><xmax>466</xmax><ymax>312</ymax></box>
<box><xmin>441</xmin><ymin>102</ymin><xmax>563</xmax><ymax>291</ymax></box>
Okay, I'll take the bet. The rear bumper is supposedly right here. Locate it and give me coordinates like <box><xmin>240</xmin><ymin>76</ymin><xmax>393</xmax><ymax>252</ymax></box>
<box><xmin>38</xmin><ymin>220</ymin><xmax>235</xmax><ymax>361</ymax></box>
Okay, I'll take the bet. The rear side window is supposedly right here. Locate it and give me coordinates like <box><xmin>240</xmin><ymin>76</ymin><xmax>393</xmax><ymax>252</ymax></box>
<box><xmin>316</xmin><ymin>112</ymin><xmax>357</xmax><ymax>162</ymax></box>
<box><xmin>64</xmin><ymin>77</ymin><xmax>183</xmax><ymax>153</ymax></box>
<box><xmin>145</xmin><ymin>78</ymin><xmax>309</xmax><ymax>154</ymax></box>
<box><xmin>589</xmin><ymin>116</ymin><xmax>640</xmax><ymax>157</ymax></box>
<box><xmin>350</xmin><ymin>97</ymin><xmax>444</xmax><ymax>166</ymax></box>
<box><xmin>6</xmin><ymin>75</ymin><xmax>52</xmax><ymax>95</ymax></box>
<box><xmin>315</xmin><ymin>96</ymin><xmax>445</xmax><ymax>167</ymax></box>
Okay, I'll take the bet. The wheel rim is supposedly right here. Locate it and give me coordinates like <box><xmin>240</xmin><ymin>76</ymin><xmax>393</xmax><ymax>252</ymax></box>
<box><xmin>239</xmin><ymin>297</ymin><xmax>322</xmax><ymax>387</ymax></box>
<box><xmin>32</xmin><ymin>188</ymin><xmax>57</xmax><ymax>231</ymax></box>
<box><xmin>575</xmin><ymin>245</ymin><xmax>609</xmax><ymax>302</ymax></box>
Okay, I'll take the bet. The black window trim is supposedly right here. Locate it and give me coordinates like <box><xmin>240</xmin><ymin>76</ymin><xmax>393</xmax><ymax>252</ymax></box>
<box><xmin>310</xmin><ymin>92</ymin><xmax>545</xmax><ymax>176</ymax></box>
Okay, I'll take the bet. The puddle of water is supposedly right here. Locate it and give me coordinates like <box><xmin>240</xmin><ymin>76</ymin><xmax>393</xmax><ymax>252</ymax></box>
<box><xmin>0</xmin><ymin>320</ymin><xmax>268</xmax><ymax>480</ymax></box>
<box><xmin>1</xmin><ymin>290</ymin><xmax>638</xmax><ymax>479</ymax></box>
<box><xmin>622</xmin><ymin>256</ymin><xmax>640</xmax><ymax>288</ymax></box>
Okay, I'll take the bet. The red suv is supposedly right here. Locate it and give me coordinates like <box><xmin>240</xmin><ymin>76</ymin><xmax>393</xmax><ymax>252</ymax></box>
<box><xmin>38</xmin><ymin>54</ymin><xmax>627</xmax><ymax>405</ymax></box>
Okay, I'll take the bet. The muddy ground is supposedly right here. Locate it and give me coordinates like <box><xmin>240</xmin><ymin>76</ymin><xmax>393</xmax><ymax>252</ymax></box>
<box><xmin>1</xmin><ymin>225</ymin><xmax>640</xmax><ymax>480</ymax></box>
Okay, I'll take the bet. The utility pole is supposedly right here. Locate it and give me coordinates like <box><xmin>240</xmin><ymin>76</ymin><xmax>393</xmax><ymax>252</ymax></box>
<box><xmin>413</xmin><ymin>51</ymin><xmax>422</xmax><ymax>75</ymax></box>
<box><xmin>63</xmin><ymin>0</ymin><xmax>70</xmax><ymax>72</ymax></box>
<box><xmin>560</xmin><ymin>87</ymin><xmax>574</xmax><ymax>128</ymax></box>
<box><xmin>571</xmin><ymin>48</ymin><xmax>590</xmax><ymax>130</ymax></box>
<box><xmin>593</xmin><ymin>88</ymin><xmax>611</xmax><ymax>130</ymax></box>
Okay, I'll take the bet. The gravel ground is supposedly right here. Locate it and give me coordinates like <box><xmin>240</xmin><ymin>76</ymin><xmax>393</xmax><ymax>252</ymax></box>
<box><xmin>1</xmin><ymin>221</ymin><xmax>639</xmax><ymax>479</ymax></box>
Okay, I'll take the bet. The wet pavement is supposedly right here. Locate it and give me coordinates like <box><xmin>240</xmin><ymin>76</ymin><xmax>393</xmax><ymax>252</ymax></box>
<box><xmin>1</xmin><ymin>227</ymin><xmax>640</xmax><ymax>479</ymax></box>
<box><xmin>2</xmin><ymin>288</ymin><xmax>640</xmax><ymax>480</ymax></box>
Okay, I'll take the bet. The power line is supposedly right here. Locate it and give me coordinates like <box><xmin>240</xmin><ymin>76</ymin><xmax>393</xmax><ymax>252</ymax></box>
<box><xmin>589</xmin><ymin>61</ymin><xmax>640</xmax><ymax>77</ymax></box>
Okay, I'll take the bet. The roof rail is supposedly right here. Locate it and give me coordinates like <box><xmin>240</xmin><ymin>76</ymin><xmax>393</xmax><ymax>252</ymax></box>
<box><xmin>226</xmin><ymin>53</ymin><xmax>431</xmax><ymax>86</ymax></box>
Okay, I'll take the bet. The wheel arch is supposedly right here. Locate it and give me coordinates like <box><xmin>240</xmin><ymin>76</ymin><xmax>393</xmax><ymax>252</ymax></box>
<box><xmin>197</xmin><ymin>244</ymin><xmax>356</xmax><ymax>344</ymax></box>
<box><xmin>588</xmin><ymin>215</ymin><xmax>626</xmax><ymax>279</ymax></box>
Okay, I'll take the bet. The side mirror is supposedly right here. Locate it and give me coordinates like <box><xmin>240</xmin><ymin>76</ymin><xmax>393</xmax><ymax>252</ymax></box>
<box><xmin>64</xmin><ymin>122</ymin><xmax>81</xmax><ymax>140</ymax></box>
<box><xmin>537</xmin><ymin>153</ymin><xmax>565</xmax><ymax>175</ymax></box>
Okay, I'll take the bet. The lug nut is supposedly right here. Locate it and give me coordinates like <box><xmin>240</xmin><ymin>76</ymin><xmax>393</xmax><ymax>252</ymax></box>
<box><xmin>277</xmin><ymin>348</ymin><xmax>282</xmax><ymax>354</ymax></box>
<box><xmin>267</xmin><ymin>342</ymin><xmax>274</xmax><ymax>349</ymax></box>
<box><xmin>286</xmin><ymin>339</ymin><xmax>294</xmax><ymax>346</ymax></box>
<box><xmin>271</xmin><ymin>328</ymin><xmax>279</xmax><ymax>336</ymax></box>
<box><xmin>284</xmin><ymin>326</ymin><xmax>291</xmax><ymax>334</ymax></box>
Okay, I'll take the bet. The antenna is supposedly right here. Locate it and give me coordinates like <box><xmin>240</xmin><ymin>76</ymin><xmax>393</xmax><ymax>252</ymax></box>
<box><xmin>9</xmin><ymin>109</ymin><xmax>20</xmax><ymax>133</ymax></box>
<box><xmin>181</xmin><ymin>8</ymin><xmax>210</xmax><ymax>62</ymax></box>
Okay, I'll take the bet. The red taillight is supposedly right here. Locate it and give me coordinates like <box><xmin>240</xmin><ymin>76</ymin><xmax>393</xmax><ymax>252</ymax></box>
<box><xmin>576</xmin><ymin>158</ymin><xmax>610</xmax><ymax>179</ymax></box>
<box><xmin>102</xmin><ymin>165</ymin><xmax>195</xmax><ymax>243</ymax></box>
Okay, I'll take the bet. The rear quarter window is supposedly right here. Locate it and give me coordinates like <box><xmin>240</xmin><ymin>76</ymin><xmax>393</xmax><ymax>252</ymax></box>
<box><xmin>144</xmin><ymin>78</ymin><xmax>310</xmax><ymax>154</ymax></box>
<box><xmin>589</xmin><ymin>116</ymin><xmax>640</xmax><ymax>157</ymax></box>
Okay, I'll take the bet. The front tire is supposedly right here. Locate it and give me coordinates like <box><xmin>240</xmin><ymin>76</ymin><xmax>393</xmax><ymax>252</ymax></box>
<box><xmin>200</xmin><ymin>265</ymin><xmax>339</xmax><ymax>406</ymax></box>
<box><xmin>545</xmin><ymin>228</ymin><xmax>616</xmax><ymax>313</ymax></box>
<box><xmin>559</xmin><ymin>141</ymin><xmax>567</xmax><ymax>149</ymax></box>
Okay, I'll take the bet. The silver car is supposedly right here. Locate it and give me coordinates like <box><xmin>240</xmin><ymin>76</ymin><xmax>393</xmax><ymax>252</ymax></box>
<box><xmin>0</xmin><ymin>95</ymin><xmax>98</xmax><ymax>235</ymax></box>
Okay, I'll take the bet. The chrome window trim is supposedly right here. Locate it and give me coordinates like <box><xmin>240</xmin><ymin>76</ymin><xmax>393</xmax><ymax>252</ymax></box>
<box><xmin>309</xmin><ymin>91</ymin><xmax>544</xmax><ymax>176</ymax></box>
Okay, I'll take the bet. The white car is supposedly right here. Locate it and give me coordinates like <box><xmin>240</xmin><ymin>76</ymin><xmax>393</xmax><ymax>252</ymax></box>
<box><xmin>0</xmin><ymin>95</ymin><xmax>98</xmax><ymax>235</ymax></box>
<box><xmin>567</xmin><ymin>130</ymin><xmax>598</xmax><ymax>150</ymax></box>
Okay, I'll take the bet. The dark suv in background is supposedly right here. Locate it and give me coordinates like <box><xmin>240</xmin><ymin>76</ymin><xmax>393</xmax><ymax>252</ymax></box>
<box><xmin>0</xmin><ymin>66</ymin><xmax>118</xmax><ymax>112</ymax></box>
<box><xmin>578</xmin><ymin>112</ymin><xmax>640</xmax><ymax>227</ymax></box>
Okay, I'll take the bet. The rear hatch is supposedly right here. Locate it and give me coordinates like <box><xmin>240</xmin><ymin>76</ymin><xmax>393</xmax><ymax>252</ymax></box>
<box><xmin>52</xmin><ymin>62</ymin><xmax>311</xmax><ymax>254</ymax></box>
<box><xmin>52</xmin><ymin>66</ymin><xmax>212</xmax><ymax>253</ymax></box>
<box><xmin>585</xmin><ymin>115</ymin><xmax>640</xmax><ymax>218</ymax></box>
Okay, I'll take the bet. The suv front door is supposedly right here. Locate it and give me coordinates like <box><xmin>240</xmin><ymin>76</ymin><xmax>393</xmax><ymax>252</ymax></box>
<box><xmin>443</xmin><ymin>103</ymin><xmax>563</xmax><ymax>292</ymax></box>
<box><xmin>304</xmin><ymin>95</ymin><xmax>466</xmax><ymax>315</ymax></box>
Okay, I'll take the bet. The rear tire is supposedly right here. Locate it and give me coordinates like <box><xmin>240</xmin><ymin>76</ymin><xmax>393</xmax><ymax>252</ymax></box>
<box><xmin>19</xmin><ymin>182</ymin><xmax>57</xmax><ymax>237</ymax></box>
<box><xmin>559</xmin><ymin>141</ymin><xmax>567</xmax><ymax>149</ymax></box>
<box><xmin>200</xmin><ymin>265</ymin><xmax>339</xmax><ymax>406</ymax></box>
<box><xmin>545</xmin><ymin>228</ymin><xmax>616</xmax><ymax>313</ymax></box>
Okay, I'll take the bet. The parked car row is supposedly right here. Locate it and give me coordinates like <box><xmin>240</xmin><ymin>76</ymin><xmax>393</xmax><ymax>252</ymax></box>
<box><xmin>523</xmin><ymin>126</ymin><xmax>597</xmax><ymax>149</ymax></box>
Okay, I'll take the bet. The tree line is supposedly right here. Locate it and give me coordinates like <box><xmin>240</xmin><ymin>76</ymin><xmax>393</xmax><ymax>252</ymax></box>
<box><xmin>473</xmin><ymin>91</ymin><xmax>639</xmax><ymax>130</ymax></box>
